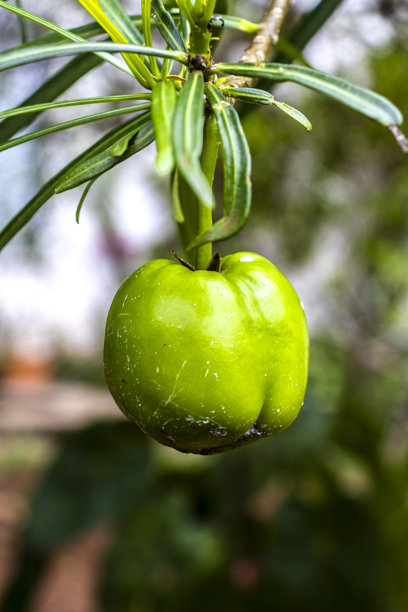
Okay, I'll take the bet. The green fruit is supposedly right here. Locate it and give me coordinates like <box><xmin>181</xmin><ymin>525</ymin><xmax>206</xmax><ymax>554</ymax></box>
<box><xmin>104</xmin><ymin>252</ymin><xmax>309</xmax><ymax>454</ymax></box>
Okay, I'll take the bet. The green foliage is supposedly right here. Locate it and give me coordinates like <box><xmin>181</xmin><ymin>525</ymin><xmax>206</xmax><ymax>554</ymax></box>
<box><xmin>188</xmin><ymin>83</ymin><xmax>251</xmax><ymax>248</ymax></box>
<box><xmin>0</xmin><ymin>0</ymin><xmax>403</xmax><ymax>257</ymax></box>
<box><xmin>215</xmin><ymin>62</ymin><xmax>403</xmax><ymax>127</ymax></box>
<box><xmin>0</xmin><ymin>5</ymin><xmax>407</xmax><ymax>610</ymax></box>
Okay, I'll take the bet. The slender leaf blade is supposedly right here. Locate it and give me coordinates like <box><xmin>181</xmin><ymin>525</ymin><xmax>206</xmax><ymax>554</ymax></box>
<box><xmin>152</xmin><ymin>80</ymin><xmax>177</xmax><ymax>175</ymax></box>
<box><xmin>215</xmin><ymin>14</ymin><xmax>258</xmax><ymax>34</ymax></box>
<box><xmin>188</xmin><ymin>83</ymin><xmax>251</xmax><ymax>249</ymax></box>
<box><xmin>0</xmin><ymin>103</ymin><xmax>151</xmax><ymax>152</ymax></box>
<box><xmin>0</xmin><ymin>0</ymin><xmax>133</xmax><ymax>77</ymax></box>
<box><xmin>0</xmin><ymin>94</ymin><xmax>151</xmax><ymax>120</ymax></box>
<box><xmin>56</xmin><ymin>120</ymin><xmax>155</xmax><ymax>192</ymax></box>
<box><xmin>142</xmin><ymin>0</ymin><xmax>160</xmax><ymax>76</ymax></box>
<box><xmin>0</xmin><ymin>41</ymin><xmax>188</xmax><ymax>72</ymax></box>
<box><xmin>172</xmin><ymin>71</ymin><xmax>214</xmax><ymax>209</ymax></box>
<box><xmin>214</xmin><ymin>62</ymin><xmax>403</xmax><ymax>126</ymax></box>
<box><xmin>0</xmin><ymin>53</ymin><xmax>102</xmax><ymax>144</ymax></box>
<box><xmin>0</xmin><ymin>115</ymin><xmax>151</xmax><ymax>250</ymax></box>
<box><xmin>273</xmin><ymin>100</ymin><xmax>312</xmax><ymax>130</ymax></box>
<box><xmin>220</xmin><ymin>87</ymin><xmax>274</xmax><ymax>105</ymax></box>
<box><xmin>98</xmin><ymin>0</ymin><xmax>144</xmax><ymax>44</ymax></box>
<box><xmin>78</xmin><ymin>0</ymin><xmax>153</xmax><ymax>85</ymax></box>
<box><xmin>76</xmin><ymin>179</ymin><xmax>96</xmax><ymax>223</ymax></box>
<box><xmin>151</xmin><ymin>0</ymin><xmax>188</xmax><ymax>52</ymax></box>
<box><xmin>8</xmin><ymin>16</ymin><xmax>144</xmax><ymax>49</ymax></box>
<box><xmin>171</xmin><ymin>169</ymin><xmax>185</xmax><ymax>223</ymax></box>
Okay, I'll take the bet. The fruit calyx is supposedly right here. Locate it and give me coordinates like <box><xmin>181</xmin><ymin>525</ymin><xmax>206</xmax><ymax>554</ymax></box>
<box><xmin>170</xmin><ymin>249</ymin><xmax>195</xmax><ymax>271</ymax></box>
<box><xmin>206</xmin><ymin>252</ymin><xmax>221</xmax><ymax>272</ymax></box>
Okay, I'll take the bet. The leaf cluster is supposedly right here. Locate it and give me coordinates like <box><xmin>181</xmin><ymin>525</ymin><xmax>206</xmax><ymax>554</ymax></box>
<box><xmin>0</xmin><ymin>0</ymin><xmax>404</xmax><ymax>252</ymax></box>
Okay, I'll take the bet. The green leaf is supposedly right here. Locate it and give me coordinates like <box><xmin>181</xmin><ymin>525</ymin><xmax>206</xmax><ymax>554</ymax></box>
<box><xmin>0</xmin><ymin>102</ymin><xmax>151</xmax><ymax>152</ymax></box>
<box><xmin>0</xmin><ymin>93</ymin><xmax>152</xmax><ymax>120</ymax></box>
<box><xmin>152</xmin><ymin>80</ymin><xmax>177</xmax><ymax>175</ymax></box>
<box><xmin>142</xmin><ymin>0</ymin><xmax>161</xmax><ymax>76</ymax></box>
<box><xmin>215</xmin><ymin>14</ymin><xmax>258</xmax><ymax>34</ymax></box>
<box><xmin>178</xmin><ymin>9</ymin><xmax>190</xmax><ymax>42</ymax></box>
<box><xmin>78</xmin><ymin>0</ymin><xmax>154</xmax><ymax>86</ymax></box>
<box><xmin>108</xmin><ymin>132</ymin><xmax>135</xmax><ymax>157</ymax></box>
<box><xmin>76</xmin><ymin>179</ymin><xmax>96</xmax><ymax>223</ymax></box>
<box><xmin>171</xmin><ymin>169</ymin><xmax>185</xmax><ymax>223</ymax></box>
<box><xmin>0</xmin><ymin>115</ymin><xmax>152</xmax><ymax>250</ymax></box>
<box><xmin>220</xmin><ymin>87</ymin><xmax>274</xmax><ymax>105</ymax></box>
<box><xmin>188</xmin><ymin>83</ymin><xmax>251</xmax><ymax>249</ymax></box>
<box><xmin>172</xmin><ymin>71</ymin><xmax>214</xmax><ymax>209</ymax></box>
<box><xmin>218</xmin><ymin>86</ymin><xmax>311</xmax><ymax>129</ymax></box>
<box><xmin>174</xmin><ymin>0</ymin><xmax>193</xmax><ymax>26</ymax></box>
<box><xmin>214</xmin><ymin>62</ymin><xmax>403</xmax><ymax>127</ymax></box>
<box><xmin>0</xmin><ymin>54</ymin><xmax>102</xmax><ymax>144</ymax></box>
<box><xmin>56</xmin><ymin>119</ymin><xmax>155</xmax><ymax>193</ymax></box>
<box><xmin>14</xmin><ymin>0</ymin><xmax>29</xmax><ymax>43</ymax></box>
<box><xmin>272</xmin><ymin>100</ymin><xmax>312</xmax><ymax>131</ymax></box>
<box><xmin>286</xmin><ymin>0</ymin><xmax>344</xmax><ymax>56</ymax></box>
<box><xmin>0</xmin><ymin>41</ymin><xmax>189</xmax><ymax>73</ymax></box>
<box><xmin>274</xmin><ymin>36</ymin><xmax>312</xmax><ymax>68</ymax></box>
<box><xmin>98</xmin><ymin>0</ymin><xmax>145</xmax><ymax>44</ymax></box>
<box><xmin>152</xmin><ymin>0</ymin><xmax>188</xmax><ymax>53</ymax></box>
<box><xmin>10</xmin><ymin>15</ymin><xmax>144</xmax><ymax>49</ymax></box>
<box><xmin>0</xmin><ymin>0</ymin><xmax>134</xmax><ymax>77</ymax></box>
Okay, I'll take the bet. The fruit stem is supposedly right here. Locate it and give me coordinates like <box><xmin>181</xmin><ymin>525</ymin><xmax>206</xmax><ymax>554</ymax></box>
<box><xmin>195</xmin><ymin>113</ymin><xmax>219</xmax><ymax>270</ymax></box>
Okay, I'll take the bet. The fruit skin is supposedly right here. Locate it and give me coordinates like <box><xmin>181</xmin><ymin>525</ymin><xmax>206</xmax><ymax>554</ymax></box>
<box><xmin>104</xmin><ymin>252</ymin><xmax>309</xmax><ymax>454</ymax></box>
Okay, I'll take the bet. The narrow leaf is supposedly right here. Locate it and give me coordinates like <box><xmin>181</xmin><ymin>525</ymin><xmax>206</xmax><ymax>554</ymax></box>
<box><xmin>142</xmin><ymin>0</ymin><xmax>160</xmax><ymax>76</ymax></box>
<box><xmin>151</xmin><ymin>0</ymin><xmax>188</xmax><ymax>52</ymax></box>
<box><xmin>171</xmin><ymin>169</ymin><xmax>185</xmax><ymax>223</ymax></box>
<box><xmin>78</xmin><ymin>0</ymin><xmax>153</xmax><ymax>86</ymax></box>
<box><xmin>0</xmin><ymin>54</ymin><xmax>103</xmax><ymax>144</ymax></box>
<box><xmin>0</xmin><ymin>41</ymin><xmax>189</xmax><ymax>73</ymax></box>
<box><xmin>174</xmin><ymin>1</ymin><xmax>193</xmax><ymax>26</ymax></box>
<box><xmin>214</xmin><ymin>62</ymin><xmax>403</xmax><ymax>127</ymax></box>
<box><xmin>152</xmin><ymin>80</ymin><xmax>177</xmax><ymax>175</ymax></box>
<box><xmin>220</xmin><ymin>87</ymin><xmax>274</xmax><ymax>105</ymax></box>
<box><xmin>98</xmin><ymin>0</ymin><xmax>145</xmax><ymax>44</ymax></box>
<box><xmin>0</xmin><ymin>115</ymin><xmax>151</xmax><ymax>250</ymax></box>
<box><xmin>0</xmin><ymin>93</ymin><xmax>151</xmax><ymax>120</ymax></box>
<box><xmin>286</xmin><ymin>0</ymin><xmax>344</xmax><ymax>56</ymax></box>
<box><xmin>10</xmin><ymin>16</ymin><xmax>144</xmax><ymax>49</ymax></box>
<box><xmin>15</xmin><ymin>0</ymin><xmax>29</xmax><ymax>43</ymax></box>
<box><xmin>99</xmin><ymin>0</ymin><xmax>157</xmax><ymax>81</ymax></box>
<box><xmin>56</xmin><ymin>119</ymin><xmax>155</xmax><ymax>192</ymax></box>
<box><xmin>76</xmin><ymin>179</ymin><xmax>96</xmax><ymax>223</ymax></box>
<box><xmin>274</xmin><ymin>36</ymin><xmax>312</xmax><ymax>68</ymax></box>
<box><xmin>188</xmin><ymin>83</ymin><xmax>251</xmax><ymax>249</ymax></box>
<box><xmin>172</xmin><ymin>71</ymin><xmax>214</xmax><ymax>209</ymax></box>
<box><xmin>109</xmin><ymin>132</ymin><xmax>135</xmax><ymax>157</ymax></box>
<box><xmin>0</xmin><ymin>103</ymin><xmax>151</xmax><ymax>152</ymax></box>
<box><xmin>178</xmin><ymin>10</ymin><xmax>190</xmax><ymax>42</ymax></box>
<box><xmin>215</xmin><ymin>14</ymin><xmax>258</xmax><ymax>34</ymax></box>
<box><xmin>272</xmin><ymin>100</ymin><xmax>312</xmax><ymax>130</ymax></box>
<box><xmin>0</xmin><ymin>0</ymin><xmax>133</xmax><ymax>77</ymax></box>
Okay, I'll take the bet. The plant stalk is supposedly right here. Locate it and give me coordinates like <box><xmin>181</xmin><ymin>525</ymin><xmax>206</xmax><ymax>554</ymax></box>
<box><xmin>195</xmin><ymin>113</ymin><xmax>219</xmax><ymax>269</ymax></box>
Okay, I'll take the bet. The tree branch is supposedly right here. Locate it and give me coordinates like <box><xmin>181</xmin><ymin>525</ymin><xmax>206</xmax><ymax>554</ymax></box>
<box><xmin>389</xmin><ymin>125</ymin><xmax>408</xmax><ymax>154</ymax></box>
<box><xmin>225</xmin><ymin>0</ymin><xmax>294</xmax><ymax>89</ymax></box>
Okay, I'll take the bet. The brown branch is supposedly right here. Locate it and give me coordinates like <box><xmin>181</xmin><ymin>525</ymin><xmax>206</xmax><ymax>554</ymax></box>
<box><xmin>225</xmin><ymin>0</ymin><xmax>294</xmax><ymax>89</ymax></box>
<box><xmin>389</xmin><ymin>125</ymin><xmax>408</xmax><ymax>154</ymax></box>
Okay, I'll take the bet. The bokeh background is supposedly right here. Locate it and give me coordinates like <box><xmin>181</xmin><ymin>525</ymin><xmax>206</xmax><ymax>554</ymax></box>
<box><xmin>1</xmin><ymin>1</ymin><xmax>408</xmax><ymax>610</ymax></box>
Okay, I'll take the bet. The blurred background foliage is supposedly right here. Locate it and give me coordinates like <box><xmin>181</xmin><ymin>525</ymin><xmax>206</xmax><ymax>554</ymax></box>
<box><xmin>1</xmin><ymin>0</ymin><xmax>408</xmax><ymax>611</ymax></box>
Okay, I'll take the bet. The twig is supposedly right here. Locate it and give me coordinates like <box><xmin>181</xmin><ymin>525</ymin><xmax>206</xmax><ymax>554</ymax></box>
<box><xmin>389</xmin><ymin>125</ymin><xmax>408</xmax><ymax>154</ymax></box>
<box><xmin>225</xmin><ymin>0</ymin><xmax>294</xmax><ymax>89</ymax></box>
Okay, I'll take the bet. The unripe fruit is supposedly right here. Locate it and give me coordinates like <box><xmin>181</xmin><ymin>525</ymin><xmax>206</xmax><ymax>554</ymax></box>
<box><xmin>104</xmin><ymin>252</ymin><xmax>309</xmax><ymax>454</ymax></box>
